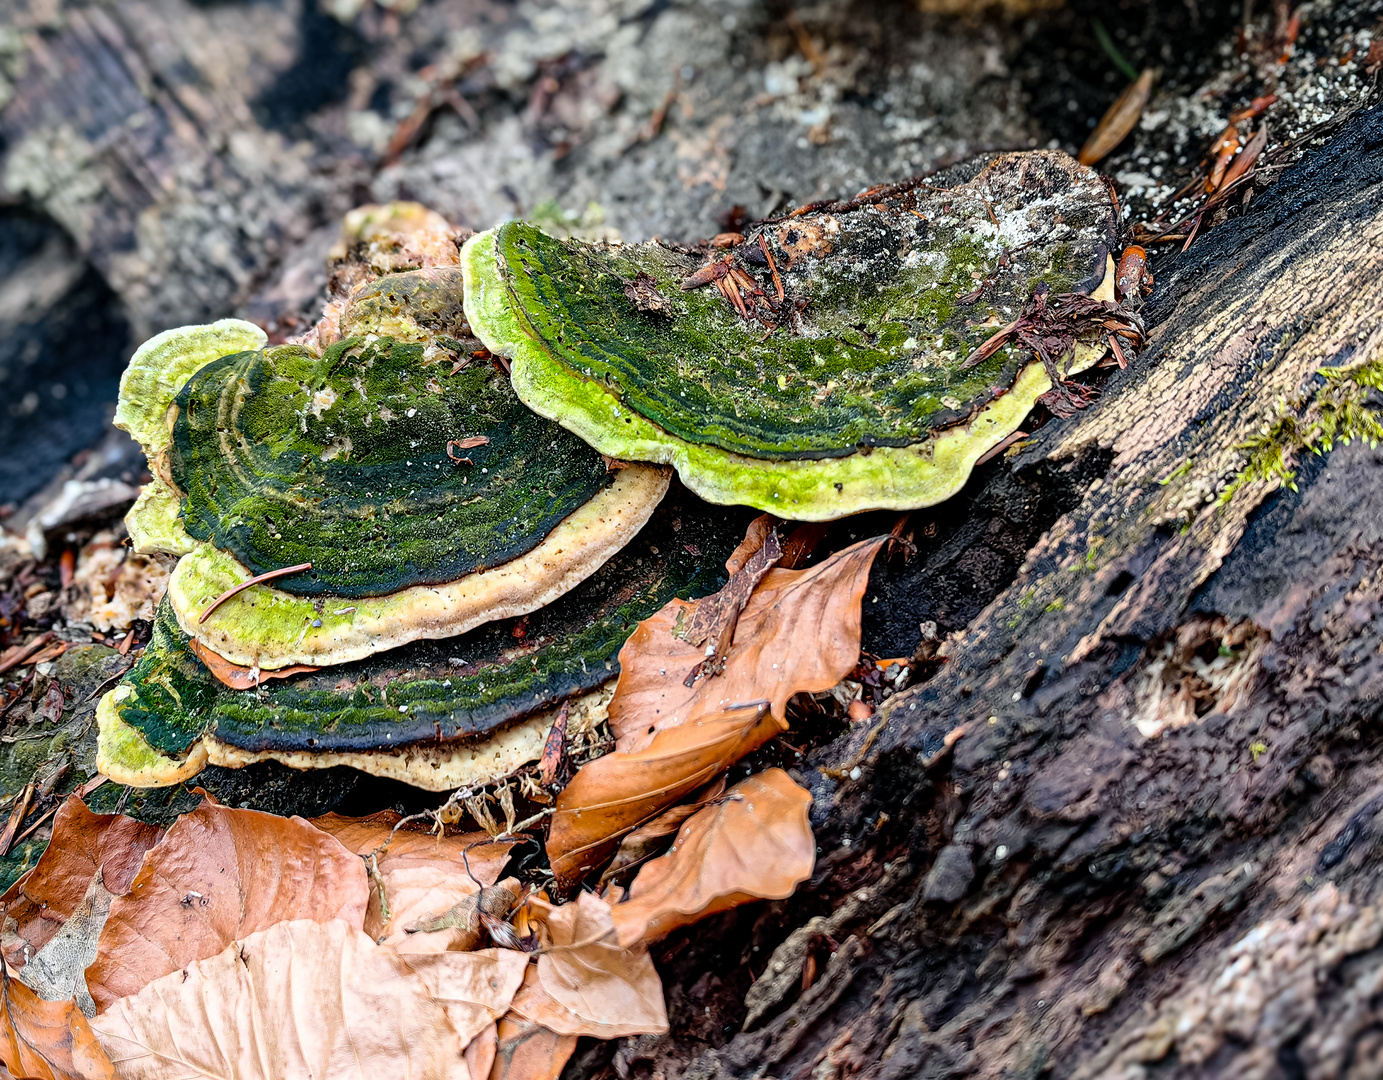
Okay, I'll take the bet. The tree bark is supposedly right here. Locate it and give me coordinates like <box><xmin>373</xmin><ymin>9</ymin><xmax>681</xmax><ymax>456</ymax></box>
<box><xmin>655</xmin><ymin>101</ymin><xmax>1383</xmax><ymax>1080</ymax></box>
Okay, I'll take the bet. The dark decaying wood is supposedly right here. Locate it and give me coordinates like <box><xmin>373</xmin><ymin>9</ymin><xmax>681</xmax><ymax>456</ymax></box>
<box><xmin>621</xmin><ymin>106</ymin><xmax>1383</xmax><ymax>1080</ymax></box>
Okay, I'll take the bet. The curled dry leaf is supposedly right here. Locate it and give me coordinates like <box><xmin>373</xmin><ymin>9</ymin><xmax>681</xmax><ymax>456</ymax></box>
<box><xmin>0</xmin><ymin>797</ymin><xmax>162</xmax><ymax>968</ymax></box>
<box><xmin>311</xmin><ymin>812</ymin><xmax>513</xmax><ymax>943</ymax></box>
<box><xmin>490</xmin><ymin>1013</ymin><xmax>577</xmax><ymax>1080</ymax></box>
<box><xmin>90</xmin><ymin>919</ymin><xmax>529</xmax><ymax>1080</ymax></box>
<box><xmin>608</xmin><ymin>536</ymin><xmax>888</xmax><ymax>753</ymax></box>
<box><xmin>608</xmin><ymin>769</ymin><xmax>815</xmax><ymax>948</ymax></box>
<box><xmin>1078</xmin><ymin>68</ymin><xmax>1155</xmax><ymax>166</ymax></box>
<box><xmin>520</xmin><ymin>892</ymin><xmax>668</xmax><ymax>1038</ymax></box>
<box><xmin>546</xmin><ymin>704</ymin><xmax>782</xmax><ymax>888</ymax></box>
<box><xmin>599</xmin><ymin>776</ymin><xmax>727</xmax><ymax>886</ymax></box>
<box><xmin>86</xmin><ymin>800</ymin><xmax>368</xmax><ymax>1011</ymax></box>
<box><xmin>464</xmin><ymin>1021</ymin><xmax>498</xmax><ymax>1080</ymax></box>
<box><xmin>0</xmin><ymin>965</ymin><xmax>115</xmax><ymax>1080</ymax></box>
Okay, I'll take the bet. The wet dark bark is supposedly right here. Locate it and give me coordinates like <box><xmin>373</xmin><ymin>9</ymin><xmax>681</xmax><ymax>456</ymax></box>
<box><xmin>643</xmin><ymin>102</ymin><xmax>1383</xmax><ymax>1080</ymax></box>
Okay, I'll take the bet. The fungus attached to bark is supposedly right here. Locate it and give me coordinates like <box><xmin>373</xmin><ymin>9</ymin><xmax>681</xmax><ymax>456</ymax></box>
<box><xmin>96</xmin><ymin>498</ymin><xmax>743</xmax><ymax>789</ymax></box>
<box><xmin>464</xmin><ymin>150</ymin><xmax>1120</xmax><ymax>520</ymax></box>
<box><xmin>117</xmin><ymin>258</ymin><xmax>670</xmax><ymax>671</ymax></box>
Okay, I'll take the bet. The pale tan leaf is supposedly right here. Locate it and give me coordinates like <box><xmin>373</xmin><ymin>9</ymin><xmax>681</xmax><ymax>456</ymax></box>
<box><xmin>312</xmin><ymin>812</ymin><xmax>513</xmax><ymax>942</ymax></box>
<box><xmin>609</xmin><ymin>769</ymin><xmax>815</xmax><ymax>947</ymax></box>
<box><xmin>521</xmin><ymin>893</ymin><xmax>667</xmax><ymax>1038</ymax></box>
<box><xmin>399</xmin><ymin>880</ymin><xmax>524</xmax><ymax>954</ymax></box>
<box><xmin>89</xmin><ymin>920</ymin><xmax>528</xmax><ymax>1080</ymax></box>
<box><xmin>1</xmin><ymin>798</ymin><xmax>162</xmax><ymax>968</ymax></box>
<box><xmin>489</xmin><ymin>1013</ymin><xmax>576</xmax><ymax>1080</ymax></box>
<box><xmin>0</xmin><ymin>965</ymin><xmax>116</xmax><ymax>1080</ymax></box>
<box><xmin>608</xmin><ymin>537</ymin><xmax>887</xmax><ymax>752</ymax></box>
<box><xmin>86</xmin><ymin>801</ymin><xmax>367</xmax><ymax>1011</ymax></box>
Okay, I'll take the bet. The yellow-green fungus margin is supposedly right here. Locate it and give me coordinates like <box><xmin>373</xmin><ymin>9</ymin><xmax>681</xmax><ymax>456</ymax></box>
<box><xmin>97</xmin><ymin>496</ymin><xmax>745</xmax><ymax>789</ymax></box>
<box><xmin>114</xmin><ymin>318</ymin><xmax>268</xmax><ymax>555</ymax></box>
<box><xmin>465</xmin><ymin>150</ymin><xmax>1118</xmax><ymax>520</ymax></box>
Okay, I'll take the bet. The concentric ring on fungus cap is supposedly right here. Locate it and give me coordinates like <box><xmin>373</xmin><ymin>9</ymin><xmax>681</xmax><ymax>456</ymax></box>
<box><xmin>464</xmin><ymin>150</ymin><xmax>1118</xmax><ymax>520</ymax></box>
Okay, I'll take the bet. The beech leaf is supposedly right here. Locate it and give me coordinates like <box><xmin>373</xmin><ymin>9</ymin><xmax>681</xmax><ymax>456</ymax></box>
<box><xmin>599</xmin><ymin>776</ymin><xmax>727</xmax><ymax>886</ymax></box>
<box><xmin>89</xmin><ymin>919</ymin><xmax>528</xmax><ymax>1080</ymax></box>
<box><xmin>607</xmin><ymin>536</ymin><xmax>888</xmax><ymax>752</ymax></box>
<box><xmin>608</xmin><ymin>769</ymin><xmax>815</xmax><ymax>947</ymax></box>
<box><xmin>0</xmin><ymin>798</ymin><xmax>162</xmax><ymax>968</ymax></box>
<box><xmin>546</xmin><ymin>704</ymin><xmax>783</xmax><ymax>888</ymax></box>
<box><xmin>86</xmin><ymin>800</ymin><xmax>368</xmax><ymax>1011</ymax></box>
<box><xmin>312</xmin><ymin>812</ymin><xmax>513</xmax><ymax>943</ymax></box>
<box><xmin>490</xmin><ymin>1013</ymin><xmax>577</xmax><ymax>1080</ymax></box>
<box><xmin>522</xmin><ymin>892</ymin><xmax>668</xmax><ymax>1038</ymax></box>
<box><xmin>0</xmin><ymin>964</ymin><xmax>115</xmax><ymax>1080</ymax></box>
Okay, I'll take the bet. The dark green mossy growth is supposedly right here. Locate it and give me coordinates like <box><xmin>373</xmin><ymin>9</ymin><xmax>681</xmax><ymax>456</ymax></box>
<box><xmin>108</xmin><ymin>607</ymin><xmax>222</xmax><ymax>756</ymax></box>
<box><xmin>111</xmin><ymin>495</ymin><xmax>745</xmax><ymax>757</ymax></box>
<box><xmin>481</xmin><ymin>151</ymin><xmax>1114</xmax><ymax>463</ymax></box>
<box><xmin>170</xmin><ymin>267</ymin><xmax>611</xmax><ymax>598</ymax></box>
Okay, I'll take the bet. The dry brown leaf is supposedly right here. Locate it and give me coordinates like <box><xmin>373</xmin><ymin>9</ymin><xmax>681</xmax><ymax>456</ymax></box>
<box><xmin>599</xmin><ymin>776</ymin><xmax>727</xmax><ymax>886</ymax></box>
<box><xmin>724</xmin><ymin>514</ymin><xmax>777</xmax><ymax>575</ymax></box>
<box><xmin>465</xmin><ymin>1021</ymin><xmax>498</xmax><ymax>1080</ymax></box>
<box><xmin>312</xmin><ymin>812</ymin><xmax>513</xmax><ymax>943</ymax></box>
<box><xmin>188</xmin><ymin>638</ymin><xmax>318</xmax><ymax>689</ymax></box>
<box><xmin>0</xmin><ymin>964</ymin><xmax>115</xmax><ymax>1080</ymax></box>
<box><xmin>1078</xmin><ymin>68</ymin><xmax>1155</xmax><ymax>166</ymax></box>
<box><xmin>608</xmin><ymin>536</ymin><xmax>888</xmax><ymax>753</ymax></box>
<box><xmin>489</xmin><ymin>1013</ymin><xmax>576</xmax><ymax>1080</ymax></box>
<box><xmin>608</xmin><ymin>769</ymin><xmax>815</xmax><ymax>947</ymax></box>
<box><xmin>546</xmin><ymin>704</ymin><xmax>782</xmax><ymax>887</ymax></box>
<box><xmin>89</xmin><ymin>919</ymin><xmax>528</xmax><ymax>1080</ymax></box>
<box><xmin>1</xmin><ymin>798</ymin><xmax>162</xmax><ymax>968</ymax></box>
<box><xmin>530</xmin><ymin>892</ymin><xmax>667</xmax><ymax>1037</ymax></box>
<box><xmin>86</xmin><ymin>800</ymin><xmax>368</xmax><ymax>1011</ymax></box>
<box><xmin>506</xmin><ymin>894</ymin><xmax>667</xmax><ymax>1039</ymax></box>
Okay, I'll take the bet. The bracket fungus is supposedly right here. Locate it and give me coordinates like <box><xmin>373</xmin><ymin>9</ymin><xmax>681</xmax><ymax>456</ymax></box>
<box><xmin>96</xmin><ymin>498</ymin><xmax>743</xmax><ymax>790</ymax></box>
<box><xmin>118</xmin><ymin>259</ymin><xmax>669</xmax><ymax>672</ymax></box>
<box><xmin>464</xmin><ymin>150</ymin><xmax>1121</xmax><ymax>519</ymax></box>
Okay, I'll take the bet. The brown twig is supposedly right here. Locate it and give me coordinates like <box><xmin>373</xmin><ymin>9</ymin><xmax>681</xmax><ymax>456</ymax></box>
<box><xmin>0</xmin><ymin>632</ymin><xmax>55</xmax><ymax>676</ymax></box>
<box><xmin>200</xmin><ymin>562</ymin><xmax>312</xmax><ymax>623</ymax></box>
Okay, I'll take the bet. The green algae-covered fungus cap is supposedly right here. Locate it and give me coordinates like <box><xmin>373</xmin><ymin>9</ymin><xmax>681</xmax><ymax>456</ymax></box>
<box><xmin>168</xmin><ymin>266</ymin><xmax>638</xmax><ymax>599</ymax></box>
<box><xmin>465</xmin><ymin>150</ymin><xmax>1118</xmax><ymax>520</ymax></box>
<box><xmin>97</xmin><ymin>496</ymin><xmax>744</xmax><ymax>790</ymax></box>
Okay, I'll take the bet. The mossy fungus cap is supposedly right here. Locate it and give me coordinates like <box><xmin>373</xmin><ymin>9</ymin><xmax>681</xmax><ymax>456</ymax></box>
<box><xmin>97</xmin><ymin>496</ymin><xmax>742</xmax><ymax>789</ymax></box>
<box><xmin>465</xmin><ymin>150</ymin><xmax>1118</xmax><ymax>519</ymax></box>
<box><xmin>115</xmin><ymin>252</ymin><xmax>670</xmax><ymax>669</ymax></box>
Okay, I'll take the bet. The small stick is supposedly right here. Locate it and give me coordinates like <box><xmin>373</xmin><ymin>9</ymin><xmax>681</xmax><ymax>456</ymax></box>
<box><xmin>0</xmin><ymin>632</ymin><xmax>55</xmax><ymax>677</ymax></box>
<box><xmin>200</xmin><ymin>562</ymin><xmax>312</xmax><ymax>623</ymax></box>
<box><xmin>758</xmin><ymin>235</ymin><xmax>785</xmax><ymax>301</ymax></box>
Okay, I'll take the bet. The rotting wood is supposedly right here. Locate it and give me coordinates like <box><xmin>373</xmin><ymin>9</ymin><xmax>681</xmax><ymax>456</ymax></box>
<box><xmin>650</xmin><ymin>102</ymin><xmax>1383</xmax><ymax>1080</ymax></box>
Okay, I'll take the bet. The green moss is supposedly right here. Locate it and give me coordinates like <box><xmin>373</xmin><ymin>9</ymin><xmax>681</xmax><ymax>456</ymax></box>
<box><xmin>169</xmin><ymin>268</ymin><xmax>612</xmax><ymax>598</ymax></box>
<box><xmin>1219</xmin><ymin>358</ymin><xmax>1383</xmax><ymax>505</ymax></box>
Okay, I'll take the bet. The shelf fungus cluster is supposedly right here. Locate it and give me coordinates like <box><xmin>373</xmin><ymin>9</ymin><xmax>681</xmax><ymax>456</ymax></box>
<box><xmin>101</xmin><ymin>149</ymin><xmax>1134</xmax><ymax>795</ymax></box>
<box><xmin>98</xmin><ymin>206</ymin><xmax>739</xmax><ymax>790</ymax></box>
